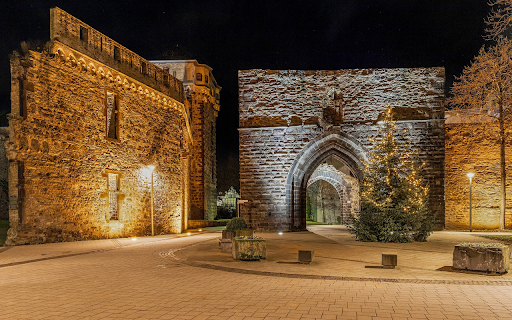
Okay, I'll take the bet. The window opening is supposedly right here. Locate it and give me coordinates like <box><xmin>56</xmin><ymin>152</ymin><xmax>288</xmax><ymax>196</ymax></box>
<box><xmin>196</xmin><ymin>73</ymin><xmax>202</xmax><ymax>81</ymax></box>
<box><xmin>106</xmin><ymin>91</ymin><xmax>119</xmax><ymax>140</ymax></box>
<box><xmin>100</xmin><ymin>37</ymin><xmax>103</xmax><ymax>51</ymax></box>
<box><xmin>205</xmin><ymin>74</ymin><xmax>209</xmax><ymax>83</ymax></box>
<box><xmin>114</xmin><ymin>46</ymin><xmax>121</xmax><ymax>61</ymax></box>
<box><xmin>80</xmin><ymin>26</ymin><xmax>89</xmax><ymax>43</ymax></box>
<box><xmin>108</xmin><ymin>173</ymin><xmax>119</xmax><ymax>220</ymax></box>
<box><xmin>141</xmin><ymin>61</ymin><xmax>147</xmax><ymax>74</ymax></box>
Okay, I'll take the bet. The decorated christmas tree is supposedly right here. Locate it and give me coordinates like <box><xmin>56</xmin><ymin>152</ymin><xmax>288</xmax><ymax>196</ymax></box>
<box><xmin>348</xmin><ymin>106</ymin><xmax>434</xmax><ymax>242</ymax></box>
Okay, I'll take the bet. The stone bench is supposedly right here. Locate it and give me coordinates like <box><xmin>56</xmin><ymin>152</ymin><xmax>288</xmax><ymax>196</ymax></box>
<box><xmin>453</xmin><ymin>243</ymin><xmax>510</xmax><ymax>273</ymax></box>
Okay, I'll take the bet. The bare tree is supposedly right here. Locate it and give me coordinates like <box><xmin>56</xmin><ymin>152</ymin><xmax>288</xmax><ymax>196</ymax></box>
<box><xmin>448</xmin><ymin>36</ymin><xmax>512</xmax><ymax>229</ymax></box>
<box><xmin>486</xmin><ymin>0</ymin><xmax>512</xmax><ymax>40</ymax></box>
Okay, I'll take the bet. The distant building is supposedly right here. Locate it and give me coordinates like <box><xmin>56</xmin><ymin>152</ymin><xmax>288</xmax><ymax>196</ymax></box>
<box><xmin>219</xmin><ymin>186</ymin><xmax>240</xmax><ymax>212</ymax></box>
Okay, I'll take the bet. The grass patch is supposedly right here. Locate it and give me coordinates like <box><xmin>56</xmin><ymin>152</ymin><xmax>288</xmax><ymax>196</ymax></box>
<box><xmin>0</xmin><ymin>220</ymin><xmax>9</xmax><ymax>246</ymax></box>
<box><xmin>306</xmin><ymin>221</ymin><xmax>330</xmax><ymax>225</ymax></box>
<box><xmin>203</xmin><ymin>226</ymin><xmax>226</xmax><ymax>231</ymax></box>
<box><xmin>478</xmin><ymin>235</ymin><xmax>512</xmax><ymax>245</ymax></box>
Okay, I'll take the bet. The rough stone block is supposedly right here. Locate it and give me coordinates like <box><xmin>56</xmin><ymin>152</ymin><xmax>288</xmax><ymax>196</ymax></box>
<box><xmin>219</xmin><ymin>239</ymin><xmax>232</xmax><ymax>253</ymax></box>
<box><xmin>298</xmin><ymin>250</ymin><xmax>314</xmax><ymax>264</ymax></box>
<box><xmin>232</xmin><ymin>238</ymin><xmax>266</xmax><ymax>260</ymax></box>
<box><xmin>382</xmin><ymin>253</ymin><xmax>397</xmax><ymax>269</ymax></box>
<box><xmin>453</xmin><ymin>244</ymin><xmax>510</xmax><ymax>273</ymax></box>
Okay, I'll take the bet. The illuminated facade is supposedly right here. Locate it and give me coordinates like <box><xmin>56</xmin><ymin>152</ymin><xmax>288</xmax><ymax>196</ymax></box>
<box><xmin>445</xmin><ymin>112</ymin><xmax>512</xmax><ymax>229</ymax></box>
<box><xmin>239</xmin><ymin>68</ymin><xmax>445</xmax><ymax>231</ymax></box>
<box><xmin>151</xmin><ymin>49</ymin><xmax>220</xmax><ymax>221</ymax></box>
<box><xmin>5</xmin><ymin>8</ymin><xmax>204</xmax><ymax>245</ymax></box>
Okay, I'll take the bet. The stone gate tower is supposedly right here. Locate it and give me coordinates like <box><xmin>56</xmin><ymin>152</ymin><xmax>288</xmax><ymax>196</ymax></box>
<box><xmin>239</xmin><ymin>68</ymin><xmax>445</xmax><ymax>231</ymax></box>
<box><xmin>152</xmin><ymin>48</ymin><xmax>221</xmax><ymax>220</ymax></box>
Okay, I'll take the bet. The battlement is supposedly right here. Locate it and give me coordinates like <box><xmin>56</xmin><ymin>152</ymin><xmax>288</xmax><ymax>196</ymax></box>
<box><xmin>50</xmin><ymin>7</ymin><xmax>184</xmax><ymax>103</ymax></box>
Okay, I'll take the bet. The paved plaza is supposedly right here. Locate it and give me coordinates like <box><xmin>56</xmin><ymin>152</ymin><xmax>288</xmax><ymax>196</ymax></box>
<box><xmin>2</xmin><ymin>226</ymin><xmax>512</xmax><ymax>319</ymax></box>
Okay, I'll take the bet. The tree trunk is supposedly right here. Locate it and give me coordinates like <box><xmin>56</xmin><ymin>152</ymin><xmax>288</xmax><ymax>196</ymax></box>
<box><xmin>499</xmin><ymin>102</ymin><xmax>506</xmax><ymax>229</ymax></box>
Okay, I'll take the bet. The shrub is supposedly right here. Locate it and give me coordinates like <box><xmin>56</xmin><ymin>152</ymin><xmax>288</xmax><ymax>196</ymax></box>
<box><xmin>226</xmin><ymin>217</ymin><xmax>248</xmax><ymax>231</ymax></box>
<box><xmin>216</xmin><ymin>206</ymin><xmax>235</xmax><ymax>220</ymax></box>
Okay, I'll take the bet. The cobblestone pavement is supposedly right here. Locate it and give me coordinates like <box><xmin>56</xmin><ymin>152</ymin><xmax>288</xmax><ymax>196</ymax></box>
<box><xmin>2</xmin><ymin>227</ymin><xmax>512</xmax><ymax>319</ymax></box>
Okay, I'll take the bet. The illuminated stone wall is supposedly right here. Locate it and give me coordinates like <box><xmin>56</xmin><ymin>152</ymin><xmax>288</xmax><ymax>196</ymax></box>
<box><xmin>188</xmin><ymin>90</ymin><xmax>218</xmax><ymax>220</ymax></box>
<box><xmin>151</xmin><ymin>58</ymin><xmax>220</xmax><ymax>221</ymax></box>
<box><xmin>5</xmin><ymin>8</ymin><xmax>192</xmax><ymax>245</ymax></box>
<box><xmin>239</xmin><ymin>68</ymin><xmax>445</xmax><ymax>231</ymax></box>
<box><xmin>445</xmin><ymin>119</ymin><xmax>512</xmax><ymax>229</ymax></box>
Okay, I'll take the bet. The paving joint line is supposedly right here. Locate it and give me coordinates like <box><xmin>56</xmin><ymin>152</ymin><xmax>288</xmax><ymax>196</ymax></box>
<box><xmin>0</xmin><ymin>233</ymin><xmax>207</xmax><ymax>268</ymax></box>
<box><xmin>166</xmin><ymin>239</ymin><xmax>512</xmax><ymax>286</ymax></box>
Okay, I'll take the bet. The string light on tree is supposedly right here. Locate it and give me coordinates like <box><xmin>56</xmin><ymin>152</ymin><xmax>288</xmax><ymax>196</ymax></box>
<box><xmin>348</xmin><ymin>105</ymin><xmax>434</xmax><ymax>243</ymax></box>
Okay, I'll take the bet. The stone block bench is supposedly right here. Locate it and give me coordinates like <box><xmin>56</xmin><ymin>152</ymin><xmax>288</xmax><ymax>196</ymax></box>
<box><xmin>453</xmin><ymin>243</ymin><xmax>510</xmax><ymax>274</ymax></box>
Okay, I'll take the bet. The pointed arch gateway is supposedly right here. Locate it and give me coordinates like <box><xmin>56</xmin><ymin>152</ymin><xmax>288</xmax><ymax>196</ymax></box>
<box><xmin>285</xmin><ymin>130</ymin><xmax>367</xmax><ymax>231</ymax></box>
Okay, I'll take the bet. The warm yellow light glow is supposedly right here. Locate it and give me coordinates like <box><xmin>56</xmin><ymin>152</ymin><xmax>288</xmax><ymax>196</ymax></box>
<box><xmin>131</xmin><ymin>237</ymin><xmax>137</xmax><ymax>241</ymax></box>
<box><xmin>187</xmin><ymin>232</ymin><xmax>191</xmax><ymax>236</ymax></box>
<box><xmin>198</xmin><ymin>229</ymin><xmax>202</xmax><ymax>232</ymax></box>
<box><xmin>278</xmin><ymin>232</ymin><xmax>283</xmax><ymax>235</ymax></box>
<box><xmin>467</xmin><ymin>172</ymin><xmax>475</xmax><ymax>179</ymax></box>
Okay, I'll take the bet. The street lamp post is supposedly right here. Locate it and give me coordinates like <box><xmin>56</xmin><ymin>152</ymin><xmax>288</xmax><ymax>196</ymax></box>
<box><xmin>148</xmin><ymin>165</ymin><xmax>155</xmax><ymax>236</ymax></box>
<box><xmin>467</xmin><ymin>172</ymin><xmax>474</xmax><ymax>232</ymax></box>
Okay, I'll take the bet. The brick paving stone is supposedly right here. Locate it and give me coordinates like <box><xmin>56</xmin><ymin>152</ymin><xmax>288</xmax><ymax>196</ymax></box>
<box><xmin>2</xmin><ymin>229</ymin><xmax>512</xmax><ymax>319</ymax></box>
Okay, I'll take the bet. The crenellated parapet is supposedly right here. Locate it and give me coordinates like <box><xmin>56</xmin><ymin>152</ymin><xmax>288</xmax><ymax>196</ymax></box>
<box><xmin>50</xmin><ymin>7</ymin><xmax>184</xmax><ymax>104</ymax></box>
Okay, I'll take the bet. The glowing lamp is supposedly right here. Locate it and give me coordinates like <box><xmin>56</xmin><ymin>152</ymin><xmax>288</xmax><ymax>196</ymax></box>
<box><xmin>467</xmin><ymin>172</ymin><xmax>474</xmax><ymax>232</ymax></box>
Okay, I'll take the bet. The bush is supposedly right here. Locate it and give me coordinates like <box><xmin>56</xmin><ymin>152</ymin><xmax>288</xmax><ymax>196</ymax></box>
<box><xmin>226</xmin><ymin>217</ymin><xmax>248</xmax><ymax>231</ymax></box>
<box><xmin>216</xmin><ymin>206</ymin><xmax>235</xmax><ymax>220</ymax></box>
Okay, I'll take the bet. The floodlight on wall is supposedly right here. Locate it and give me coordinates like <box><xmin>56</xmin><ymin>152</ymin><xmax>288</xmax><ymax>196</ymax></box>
<box><xmin>467</xmin><ymin>172</ymin><xmax>474</xmax><ymax>232</ymax></box>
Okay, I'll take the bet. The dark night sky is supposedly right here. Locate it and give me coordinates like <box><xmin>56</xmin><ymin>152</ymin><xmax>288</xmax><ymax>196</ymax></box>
<box><xmin>0</xmin><ymin>0</ymin><xmax>489</xmax><ymax>189</ymax></box>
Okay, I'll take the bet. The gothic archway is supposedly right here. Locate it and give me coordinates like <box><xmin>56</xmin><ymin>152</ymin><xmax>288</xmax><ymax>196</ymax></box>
<box><xmin>306</xmin><ymin>162</ymin><xmax>359</xmax><ymax>224</ymax></box>
<box><xmin>285</xmin><ymin>130</ymin><xmax>367</xmax><ymax>231</ymax></box>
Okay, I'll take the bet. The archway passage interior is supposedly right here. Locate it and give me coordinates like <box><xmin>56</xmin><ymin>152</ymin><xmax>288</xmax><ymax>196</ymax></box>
<box><xmin>306</xmin><ymin>156</ymin><xmax>359</xmax><ymax>225</ymax></box>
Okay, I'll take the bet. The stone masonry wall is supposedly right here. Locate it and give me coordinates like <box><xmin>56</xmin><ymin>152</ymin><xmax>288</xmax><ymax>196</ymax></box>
<box><xmin>188</xmin><ymin>92</ymin><xmax>217</xmax><ymax>221</ymax></box>
<box><xmin>239</xmin><ymin>68</ymin><xmax>445</xmax><ymax>231</ymax></box>
<box><xmin>6</xmin><ymin>10</ymin><xmax>191</xmax><ymax>245</ymax></box>
<box><xmin>189</xmin><ymin>95</ymin><xmax>205</xmax><ymax>219</ymax></box>
<box><xmin>445</xmin><ymin>121</ymin><xmax>512</xmax><ymax>229</ymax></box>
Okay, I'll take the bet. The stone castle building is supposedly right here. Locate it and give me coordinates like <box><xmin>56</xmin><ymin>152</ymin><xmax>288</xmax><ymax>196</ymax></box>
<box><xmin>151</xmin><ymin>49</ymin><xmax>220</xmax><ymax>221</ymax></box>
<box><xmin>238</xmin><ymin>68</ymin><xmax>445</xmax><ymax>231</ymax></box>
<box><xmin>5</xmin><ymin>8</ymin><xmax>219</xmax><ymax>245</ymax></box>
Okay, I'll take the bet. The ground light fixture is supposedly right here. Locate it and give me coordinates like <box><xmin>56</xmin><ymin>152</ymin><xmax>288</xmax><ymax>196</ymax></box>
<box><xmin>278</xmin><ymin>232</ymin><xmax>283</xmax><ymax>235</ymax></box>
<box><xmin>148</xmin><ymin>165</ymin><xmax>156</xmax><ymax>236</ymax></box>
<box><xmin>467</xmin><ymin>172</ymin><xmax>474</xmax><ymax>232</ymax></box>
<box><xmin>131</xmin><ymin>237</ymin><xmax>137</xmax><ymax>241</ymax></box>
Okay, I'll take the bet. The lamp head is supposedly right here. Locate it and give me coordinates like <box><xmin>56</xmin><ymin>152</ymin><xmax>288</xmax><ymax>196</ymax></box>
<box><xmin>467</xmin><ymin>172</ymin><xmax>474</xmax><ymax>179</ymax></box>
<box><xmin>148</xmin><ymin>165</ymin><xmax>156</xmax><ymax>172</ymax></box>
